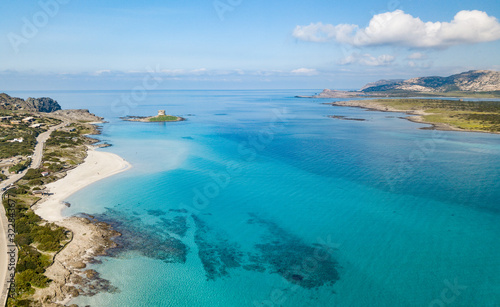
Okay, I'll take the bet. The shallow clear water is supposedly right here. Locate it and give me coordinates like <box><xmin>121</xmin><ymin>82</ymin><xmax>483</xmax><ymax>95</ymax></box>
<box><xmin>11</xmin><ymin>90</ymin><xmax>500</xmax><ymax>306</ymax></box>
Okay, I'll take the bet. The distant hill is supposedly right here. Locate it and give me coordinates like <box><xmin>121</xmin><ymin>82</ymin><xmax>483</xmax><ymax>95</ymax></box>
<box><xmin>360</xmin><ymin>79</ymin><xmax>405</xmax><ymax>91</ymax></box>
<box><xmin>0</xmin><ymin>93</ymin><xmax>62</xmax><ymax>112</ymax></box>
<box><xmin>361</xmin><ymin>70</ymin><xmax>500</xmax><ymax>93</ymax></box>
<box><xmin>299</xmin><ymin>70</ymin><xmax>500</xmax><ymax>99</ymax></box>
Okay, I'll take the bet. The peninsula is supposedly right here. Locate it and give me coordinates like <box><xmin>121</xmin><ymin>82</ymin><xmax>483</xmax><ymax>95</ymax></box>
<box><xmin>327</xmin><ymin>98</ymin><xmax>500</xmax><ymax>134</ymax></box>
<box><xmin>0</xmin><ymin>93</ymin><xmax>130</xmax><ymax>306</ymax></box>
<box><xmin>295</xmin><ymin>70</ymin><xmax>500</xmax><ymax>134</ymax></box>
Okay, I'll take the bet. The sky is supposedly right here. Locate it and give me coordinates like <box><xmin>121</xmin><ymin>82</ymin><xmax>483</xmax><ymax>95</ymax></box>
<box><xmin>1</xmin><ymin>0</ymin><xmax>499</xmax><ymax>90</ymax></box>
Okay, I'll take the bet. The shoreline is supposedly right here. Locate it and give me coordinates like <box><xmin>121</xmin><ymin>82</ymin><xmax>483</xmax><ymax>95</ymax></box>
<box><xmin>34</xmin><ymin>146</ymin><xmax>131</xmax><ymax>222</ymax></box>
<box><xmin>32</xmin><ymin>146</ymin><xmax>131</xmax><ymax>305</ymax></box>
<box><xmin>327</xmin><ymin>100</ymin><xmax>500</xmax><ymax>134</ymax></box>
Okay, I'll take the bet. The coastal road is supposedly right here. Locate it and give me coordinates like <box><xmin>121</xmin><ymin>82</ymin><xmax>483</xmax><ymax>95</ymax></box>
<box><xmin>0</xmin><ymin>122</ymin><xmax>66</xmax><ymax>305</ymax></box>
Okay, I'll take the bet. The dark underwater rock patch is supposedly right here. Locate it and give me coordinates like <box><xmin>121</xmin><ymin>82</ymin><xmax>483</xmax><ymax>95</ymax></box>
<box><xmin>169</xmin><ymin>208</ymin><xmax>189</xmax><ymax>213</ymax></box>
<box><xmin>192</xmin><ymin>215</ymin><xmax>244</xmax><ymax>280</ymax></box>
<box><xmin>88</xmin><ymin>208</ymin><xmax>188</xmax><ymax>263</ymax></box>
<box><xmin>191</xmin><ymin>213</ymin><xmax>340</xmax><ymax>290</ymax></box>
<box><xmin>248</xmin><ymin>214</ymin><xmax>340</xmax><ymax>289</ymax></box>
<box><xmin>146</xmin><ymin>209</ymin><xmax>167</xmax><ymax>216</ymax></box>
<box><xmin>159</xmin><ymin>216</ymin><xmax>189</xmax><ymax>237</ymax></box>
<box><xmin>70</xmin><ymin>269</ymin><xmax>120</xmax><ymax>297</ymax></box>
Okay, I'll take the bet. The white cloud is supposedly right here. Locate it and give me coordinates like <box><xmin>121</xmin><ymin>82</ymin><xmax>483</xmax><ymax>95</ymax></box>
<box><xmin>407</xmin><ymin>60</ymin><xmax>433</xmax><ymax>68</ymax></box>
<box><xmin>340</xmin><ymin>53</ymin><xmax>396</xmax><ymax>66</ymax></box>
<box><xmin>158</xmin><ymin>68</ymin><xmax>235</xmax><ymax>76</ymax></box>
<box><xmin>291</xmin><ymin>68</ymin><xmax>319</xmax><ymax>76</ymax></box>
<box><xmin>190</xmin><ymin>68</ymin><xmax>208</xmax><ymax>75</ymax></box>
<box><xmin>293</xmin><ymin>10</ymin><xmax>500</xmax><ymax>48</ymax></box>
<box><xmin>93</xmin><ymin>69</ymin><xmax>112</xmax><ymax>75</ymax></box>
<box><xmin>293</xmin><ymin>22</ymin><xmax>356</xmax><ymax>43</ymax></box>
<box><xmin>407</xmin><ymin>52</ymin><xmax>427</xmax><ymax>60</ymax></box>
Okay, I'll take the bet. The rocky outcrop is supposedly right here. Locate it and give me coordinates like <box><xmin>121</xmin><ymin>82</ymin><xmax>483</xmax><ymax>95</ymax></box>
<box><xmin>33</xmin><ymin>217</ymin><xmax>120</xmax><ymax>306</ymax></box>
<box><xmin>0</xmin><ymin>93</ymin><xmax>26</xmax><ymax>110</ymax></box>
<box><xmin>52</xmin><ymin>109</ymin><xmax>104</xmax><ymax>122</ymax></box>
<box><xmin>361</xmin><ymin>70</ymin><xmax>500</xmax><ymax>93</ymax></box>
<box><xmin>0</xmin><ymin>93</ymin><xmax>62</xmax><ymax>112</ymax></box>
<box><xmin>25</xmin><ymin>97</ymin><xmax>62</xmax><ymax>112</ymax></box>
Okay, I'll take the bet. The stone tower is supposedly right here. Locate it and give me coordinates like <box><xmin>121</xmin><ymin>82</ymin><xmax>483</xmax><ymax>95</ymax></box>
<box><xmin>158</xmin><ymin>110</ymin><xmax>166</xmax><ymax>116</ymax></box>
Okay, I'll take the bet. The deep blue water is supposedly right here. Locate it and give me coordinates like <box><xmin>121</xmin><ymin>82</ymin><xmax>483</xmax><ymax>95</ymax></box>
<box><xmin>11</xmin><ymin>90</ymin><xmax>500</xmax><ymax>306</ymax></box>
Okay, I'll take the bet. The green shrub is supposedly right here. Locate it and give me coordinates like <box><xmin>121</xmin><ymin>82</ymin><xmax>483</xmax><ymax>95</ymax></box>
<box><xmin>8</xmin><ymin>158</ymin><xmax>31</xmax><ymax>174</ymax></box>
<box><xmin>23</xmin><ymin>169</ymin><xmax>43</xmax><ymax>180</ymax></box>
<box><xmin>15</xmin><ymin>269</ymin><xmax>48</xmax><ymax>291</ymax></box>
<box><xmin>8</xmin><ymin>187</ymin><xmax>28</xmax><ymax>195</ymax></box>
<box><xmin>48</xmin><ymin>163</ymin><xmax>63</xmax><ymax>172</ymax></box>
<box><xmin>14</xmin><ymin>233</ymin><xmax>33</xmax><ymax>246</ymax></box>
<box><xmin>28</xmin><ymin>179</ymin><xmax>44</xmax><ymax>186</ymax></box>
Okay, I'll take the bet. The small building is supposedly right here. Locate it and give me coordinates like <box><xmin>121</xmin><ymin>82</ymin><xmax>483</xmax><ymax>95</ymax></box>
<box><xmin>158</xmin><ymin>110</ymin><xmax>166</xmax><ymax>116</ymax></box>
<box><xmin>33</xmin><ymin>190</ymin><xmax>47</xmax><ymax>195</ymax></box>
<box><xmin>10</xmin><ymin>120</ymin><xmax>21</xmax><ymax>125</ymax></box>
<box><xmin>0</xmin><ymin>116</ymin><xmax>13</xmax><ymax>121</ymax></box>
<box><xmin>8</xmin><ymin>138</ymin><xmax>24</xmax><ymax>143</ymax></box>
<box><xmin>41</xmin><ymin>172</ymin><xmax>49</xmax><ymax>177</ymax></box>
<box><xmin>22</xmin><ymin>117</ymin><xmax>35</xmax><ymax>122</ymax></box>
<box><xmin>30</xmin><ymin>123</ymin><xmax>42</xmax><ymax>128</ymax></box>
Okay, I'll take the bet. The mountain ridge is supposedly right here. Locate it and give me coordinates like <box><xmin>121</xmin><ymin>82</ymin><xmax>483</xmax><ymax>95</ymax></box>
<box><xmin>298</xmin><ymin>70</ymin><xmax>500</xmax><ymax>98</ymax></box>
<box><xmin>361</xmin><ymin>70</ymin><xmax>500</xmax><ymax>93</ymax></box>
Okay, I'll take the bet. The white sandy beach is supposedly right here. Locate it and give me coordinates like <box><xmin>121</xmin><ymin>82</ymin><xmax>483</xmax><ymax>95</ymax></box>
<box><xmin>34</xmin><ymin>146</ymin><xmax>131</xmax><ymax>222</ymax></box>
<box><xmin>29</xmin><ymin>146</ymin><xmax>131</xmax><ymax>305</ymax></box>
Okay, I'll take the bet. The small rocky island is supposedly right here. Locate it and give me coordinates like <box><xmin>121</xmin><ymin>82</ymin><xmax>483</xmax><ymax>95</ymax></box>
<box><xmin>122</xmin><ymin>110</ymin><xmax>185</xmax><ymax>122</ymax></box>
<box><xmin>328</xmin><ymin>115</ymin><xmax>366</xmax><ymax>121</ymax></box>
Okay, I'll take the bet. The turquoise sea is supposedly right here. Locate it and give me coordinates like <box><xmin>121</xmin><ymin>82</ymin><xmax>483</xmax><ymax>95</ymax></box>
<box><xmin>11</xmin><ymin>90</ymin><xmax>500</xmax><ymax>306</ymax></box>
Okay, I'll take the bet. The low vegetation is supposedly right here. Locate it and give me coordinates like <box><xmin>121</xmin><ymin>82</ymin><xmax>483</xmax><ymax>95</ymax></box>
<box><xmin>148</xmin><ymin>115</ymin><xmax>181</xmax><ymax>122</ymax></box>
<box><xmin>0</xmin><ymin>113</ymin><xmax>99</xmax><ymax>306</ymax></box>
<box><xmin>3</xmin><ymin>192</ymin><xmax>69</xmax><ymax>305</ymax></box>
<box><xmin>0</xmin><ymin>111</ymin><xmax>61</xmax><ymax>159</ymax></box>
<box><xmin>0</xmin><ymin>131</ymin><xmax>37</xmax><ymax>160</ymax></box>
<box><xmin>371</xmin><ymin>99</ymin><xmax>500</xmax><ymax>132</ymax></box>
<box><xmin>8</xmin><ymin>159</ymin><xmax>32</xmax><ymax>174</ymax></box>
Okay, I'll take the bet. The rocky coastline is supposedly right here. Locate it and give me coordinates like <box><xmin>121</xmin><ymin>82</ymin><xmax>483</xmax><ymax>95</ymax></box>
<box><xmin>33</xmin><ymin>217</ymin><xmax>121</xmax><ymax>306</ymax></box>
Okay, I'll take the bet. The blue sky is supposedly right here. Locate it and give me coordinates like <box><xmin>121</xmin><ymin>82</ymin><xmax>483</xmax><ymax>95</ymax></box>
<box><xmin>1</xmin><ymin>0</ymin><xmax>499</xmax><ymax>90</ymax></box>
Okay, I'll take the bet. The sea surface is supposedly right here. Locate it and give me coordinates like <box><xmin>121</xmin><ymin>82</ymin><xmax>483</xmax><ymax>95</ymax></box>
<box><xmin>11</xmin><ymin>90</ymin><xmax>500</xmax><ymax>306</ymax></box>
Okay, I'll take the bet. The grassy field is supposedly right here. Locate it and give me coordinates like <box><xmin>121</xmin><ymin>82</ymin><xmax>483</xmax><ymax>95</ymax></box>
<box><xmin>148</xmin><ymin>115</ymin><xmax>181</xmax><ymax>122</ymax></box>
<box><xmin>370</xmin><ymin>99</ymin><xmax>500</xmax><ymax>132</ymax></box>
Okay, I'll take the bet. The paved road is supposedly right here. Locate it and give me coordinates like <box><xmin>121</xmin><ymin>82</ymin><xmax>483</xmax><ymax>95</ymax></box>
<box><xmin>0</xmin><ymin>122</ymin><xmax>66</xmax><ymax>305</ymax></box>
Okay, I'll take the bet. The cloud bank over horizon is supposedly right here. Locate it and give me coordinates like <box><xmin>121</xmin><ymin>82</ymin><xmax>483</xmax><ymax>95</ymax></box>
<box><xmin>293</xmin><ymin>10</ymin><xmax>500</xmax><ymax>48</ymax></box>
<box><xmin>339</xmin><ymin>53</ymin><xmax>396</xmax><ymax>66</ymax></box>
